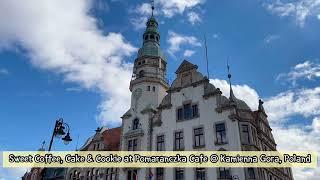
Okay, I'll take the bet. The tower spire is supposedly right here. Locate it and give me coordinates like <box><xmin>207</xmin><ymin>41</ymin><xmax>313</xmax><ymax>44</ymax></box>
<box><xmin>151</xmin><ymin>0</ymin><xmax>155</xmax><ymax>16</ymax></box>
<box><xmin>227</xmin><ymin>58</ymin><xmax>236</xmax><ymax>103</ymax></box>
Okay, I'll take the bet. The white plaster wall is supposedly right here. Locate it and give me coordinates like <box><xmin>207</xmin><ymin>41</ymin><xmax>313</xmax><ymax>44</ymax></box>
<box><xmin>150</xmin><ymin>83</ymin><xmax>245</xmax><ymax>180</ymax></box>
<box><xmin>131</xmin><ymin>82</ymin><xmax>167</xmax><ymax>112</ymax></box>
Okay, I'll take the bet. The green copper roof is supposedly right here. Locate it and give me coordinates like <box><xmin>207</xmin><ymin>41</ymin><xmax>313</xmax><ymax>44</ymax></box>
<box><xmin>137</xmin><ymin>15</ymin><xmax>166</xmax><ymax>61</ymax></box>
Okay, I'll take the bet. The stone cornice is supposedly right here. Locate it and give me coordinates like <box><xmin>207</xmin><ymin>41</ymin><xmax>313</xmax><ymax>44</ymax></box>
<box><xmin>167</xmin><ymin>79</ymin><xmax>207</xmax><ymax>93</ymax></box>
<box><xmin>130</xmin><ymin>77</ymin><xmax>169</xmax><ymax>91</ymax></box>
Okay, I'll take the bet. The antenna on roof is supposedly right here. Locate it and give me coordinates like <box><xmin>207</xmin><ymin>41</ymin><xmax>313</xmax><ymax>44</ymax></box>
<box><xmin>204</xmin><ymin>34</ymin><xmax>209</xmax><ymax>79</ymax></box>
<box><xmin>227</xmin><ymin>57</ymin><xmax>236</xmax><ymax>102</ymax></box>
<box><xmin>151</xmin><ymin>0</ymin><xmax>155</xmax><ymax>16</ymax></box>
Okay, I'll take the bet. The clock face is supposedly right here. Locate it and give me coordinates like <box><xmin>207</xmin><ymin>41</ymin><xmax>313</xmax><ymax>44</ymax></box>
<box><xmin>133</xmin><ymin>88</ymin><xmax>142</xmax><ymax>99</ymax></box>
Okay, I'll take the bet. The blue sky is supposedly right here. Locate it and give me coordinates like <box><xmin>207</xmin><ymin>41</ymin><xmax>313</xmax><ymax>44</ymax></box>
<box><xmin>1</xmin><ymin>0</ymin><xmax>320</xmax><ymax>179</ymax></box>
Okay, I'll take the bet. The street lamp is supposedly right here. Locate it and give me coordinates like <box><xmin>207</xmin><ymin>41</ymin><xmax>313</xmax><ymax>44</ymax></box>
<box><xmin>48</xmin><ymin>118</ymin><xmax>72</xmax><ymax>151</ymax></box>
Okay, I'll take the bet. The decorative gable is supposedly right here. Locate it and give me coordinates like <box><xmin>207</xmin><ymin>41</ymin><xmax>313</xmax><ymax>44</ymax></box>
<box><xmin>175</xmin><ymin>60</ymin><xmax>198</xmax><ymax>74</ymax></box>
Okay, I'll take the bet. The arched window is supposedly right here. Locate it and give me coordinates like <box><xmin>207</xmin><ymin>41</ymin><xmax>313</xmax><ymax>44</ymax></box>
<box><xmin>144</xmin><ymin>35</ymin><xmax>148</xmax><ymax>40</ymax></box>
<box><xmin>133</xmin><ymin>118</ymin><xmax>139</xmax><ymax>130</ymax></box>
<box><xmin>150</xmin><ymin>34</ymin><xmax>155</xmax><ymax>39</ymax></box>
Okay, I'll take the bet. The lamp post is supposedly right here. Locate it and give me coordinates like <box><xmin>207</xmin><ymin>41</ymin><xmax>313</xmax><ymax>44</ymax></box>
<box><xmin>48</xmin><ymin>118</ymin><xmax>72</xmax><ymax>151</ymax></box>
<box><xmin>41</xmin><ymin>118</ymin><xmax>72</xmax><ymax>179</ymax></box>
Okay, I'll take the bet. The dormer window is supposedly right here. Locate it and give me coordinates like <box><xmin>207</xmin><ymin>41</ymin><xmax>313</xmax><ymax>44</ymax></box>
<box><xmin>132</xmin><ymin>118</ymin><xmax>139</xmax><ymax>130</ymax></box>
<box><xmin>177</xmin><ymin>102</ymin><xmax>199</xmax><ymax>121</ymax></box>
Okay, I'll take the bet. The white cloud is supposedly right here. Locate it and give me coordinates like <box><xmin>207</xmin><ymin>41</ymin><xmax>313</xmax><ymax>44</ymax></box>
<box><xmin>210</xmin><ymin>79</ymin><xmax>259</xmax><ymax>110</ymax></box>
<box><xmin>0</xmin><ymin>0</ymin><xmax>137</xmax><ymax>127</ymax></box>
<box><xmin>134</xmin><ymin>3</ymin><xmax>153</xmax><ymax>16</ymax></box>
<box><xmin>264</xmin><ymin>61</ymin><xmax>320</xmax><ymax>179</ymax></box>
<box><xmin>129</xmin><ymin>3</ymin><xmax>158</xmax><ymax>30</ymax></box>
<box><xmin>183</xmin><ymin>49</ymin><xmax>195</xmax><ymax>57</ymax></box>
<box><xmin>130</xmin><ymin>16</ymin><xmax>148</xmax><ymax>30</ymax></box>
<box><xmin>93</xmin><ymin>0</ymin><xmax>109</xmax><ymax>12</ymax></box>
<box><xmin>167</xmin><ymin>31</ymin><xmax>201</xmax><ymax>56</ymax></box>
<box><xmin>271</xmin><ymin>117</ymin><xmax>320</xmax><ymax>180</ymax></box>
<box><xmin>187</xmin><ymin>11</ymin><xmax>202</xmax><ymax>25</ymax></box>
<box><xmin>210</xmin><ymin>77</ymin><xmax>320</xmax><ymax>179</ymax></box>
<box><xmin>0</xmin><ymin>154</ymin><xmax>27</xmax><ymax>180</ymax></box>
<box><xmin>277</xmin><ymin>60</ymin><xmax>320</xmax><ymax>85</ymax></box>
<box><xmin>0</xmin><ymin>68</ymin><xmax>9</xmax><ymax>75</ymax></box>
<box><xmin>130</xmin><ymin>0</ymin><xmax>205</xmax><ymax>29</ymax></box>
<box><xmin>213</xmin><ymin>33</ymin><xmax>220</xmax><ymax>39</ymax></box>
<box><xmin>265</xmin><ymin>0</ymin><xmax>320</xmax><ymax>27</ymax></box>
<box><xmin>264</xmin><ymin>87</ymin><xmax>320</xmax><ymax>123</ymax></box>
<box><xmin>66</xmin><ymin>87</ymin><xmax>82</xmax><ymax>92</ymax></box>
<box><xmin>313</xmin><ymin>117</ymin><xmax>320</xmax><ymax>132</ymax></box>
<box><xmin>158</xmin><ymin>0</ymin><xmax>205</xmax><ymax>17</ymax></box>
<box><xmin>264</xmin><ymin>34</ymin><xmax>280</xmax><ymax>43</ymax></box>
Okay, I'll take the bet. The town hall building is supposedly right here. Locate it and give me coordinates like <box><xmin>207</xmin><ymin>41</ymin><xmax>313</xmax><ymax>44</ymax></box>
<box><xmin>119</xmin><ymin>6</ymin><xmax>294</xmax><ymax>180</ymax></box>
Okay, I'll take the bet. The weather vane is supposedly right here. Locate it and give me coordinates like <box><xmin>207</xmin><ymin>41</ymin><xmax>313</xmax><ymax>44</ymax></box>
<box><xmin>227</xmin><ymin>58</ymin><xmax>231</xmax><ymax>82</ymax></box>
<box><xmin>227</xmin><ymin>57</ymin><xmax>233</xmax><ymax>90</ymax></box>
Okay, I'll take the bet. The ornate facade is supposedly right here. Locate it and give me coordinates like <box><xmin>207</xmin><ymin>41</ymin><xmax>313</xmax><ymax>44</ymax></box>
<box><xmin>119</xmin><ymin>10</ymin><xmax>294</xmax><ymax>180</ymax></box>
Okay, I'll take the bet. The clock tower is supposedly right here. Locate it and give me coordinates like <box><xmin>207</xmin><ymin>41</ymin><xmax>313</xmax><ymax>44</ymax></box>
<box><xmin>120</xmin><ymin>7</ymin><xmax>169</xmax><ymax>179</ymax></box>
<box><xmin>129</xmin><ymin>13</ymin><xmax>169</xmax><ymax>112</ymax></box>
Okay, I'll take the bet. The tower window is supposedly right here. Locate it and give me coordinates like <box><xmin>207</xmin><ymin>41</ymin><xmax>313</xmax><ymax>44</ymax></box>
<box><xmin>152</xmin><ymin>86</ymin><xmax>156</xmax><ymax>92</ymax></box>
<box><xmin>132</xmin><ymin>118</ymin><xmax>139</xmax><ymax>130</ymax></box>
<box><xmin>147</xmin><ymin>86</ymin><xmax>150</xmax><ymax>91</ymax></box>
<box><xmin>156</xmin><ymin>36</ymin><xmax>159</xmax><ymax>41</ymax></box>
<box><xmin>150</xmin><ymin>34</ymin><xmax>155</xmax><ymax>39</ymax></box>
<box><xmin>144</xmin><ymin>35</ymin><xmax>148</xmax><ymax>40</ymax></box>
<box><xmin>138</xmin><ymin>70</ymin><xmax>144</xmax><ymax>78</ymax></box>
